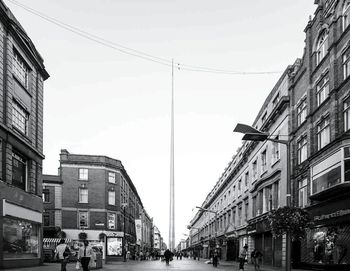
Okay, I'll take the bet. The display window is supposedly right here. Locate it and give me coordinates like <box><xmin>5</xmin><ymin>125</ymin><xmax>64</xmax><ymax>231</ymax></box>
<box><xmin>302</xmin><ymin>225</ymin><xmax>350</xmax><ymax>265</ymax></box>
<box><xmin>3</xmin><ymin>217</ymin><xmax>40</xmax><ymax>259</ymax></box>
<box><xmin>107</xmin><ymin>237</ymin><xmax>123</xmax><ymax>256</ymax></box>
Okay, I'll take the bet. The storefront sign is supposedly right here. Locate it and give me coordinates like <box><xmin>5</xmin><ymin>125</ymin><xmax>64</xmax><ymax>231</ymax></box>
<box><xmin>314</xmin><ymin>209</ymin><xmax>350</xmax><ymax>221</ymax></box>
<box><xmin>95</xmin><ymin>223</ymin><xmax>105</xmax><ymax>227</ymax></box>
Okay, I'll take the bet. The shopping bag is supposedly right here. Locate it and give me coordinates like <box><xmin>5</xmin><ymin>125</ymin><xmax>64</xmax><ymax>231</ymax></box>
<box><xmin>75</xmin><ymin>261</ymin><xmax>81</xmax><ymax>270</ymax></box>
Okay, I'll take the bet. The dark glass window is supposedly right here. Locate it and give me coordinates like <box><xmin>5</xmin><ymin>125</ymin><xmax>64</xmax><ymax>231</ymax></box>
<box><xmin>12</xmin><ymin>152</ymin><xmax>27</xmax><ymax>191</ymax></box>
<box><xmin>43</xmin><ymin>214</ymin><xmax>50</xmax><ymax>227</ymax></box>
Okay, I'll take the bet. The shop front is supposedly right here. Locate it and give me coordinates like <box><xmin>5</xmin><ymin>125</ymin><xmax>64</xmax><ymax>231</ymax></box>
<box><xmin>298</xmin><ymin>196</ymin><xmax>350</xmax><ymax>270</ymax></box>
<box><xmin>248</xmin><ymin>218</ymin><xmax>283</xmax><ymax>268</ymax></box>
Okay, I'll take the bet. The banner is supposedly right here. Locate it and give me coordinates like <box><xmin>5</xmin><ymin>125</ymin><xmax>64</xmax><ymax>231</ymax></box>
<box><xmin>135</xmin><ymin>219</ymin><xmax>142</xmax><ymax>245</ymax></box>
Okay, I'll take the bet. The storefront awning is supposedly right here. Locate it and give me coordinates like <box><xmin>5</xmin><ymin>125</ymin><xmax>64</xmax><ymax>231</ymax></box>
<box><xmin>43</xmin><ymin>238</ymin><xmax>72</xmax><ymax>244</ymax></box>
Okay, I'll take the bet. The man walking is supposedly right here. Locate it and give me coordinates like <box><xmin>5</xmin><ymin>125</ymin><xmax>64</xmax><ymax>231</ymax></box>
<box><xmin>239</xmin><ymin>244</ymin><xmax>248</xmax><ymax>271</ymax></box>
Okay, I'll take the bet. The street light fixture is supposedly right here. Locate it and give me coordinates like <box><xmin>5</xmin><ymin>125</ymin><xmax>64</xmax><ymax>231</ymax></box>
<box><xmin>233</xmin><ymin>123</ymin><xmax>291</xmax><ymax>271</ymax></box>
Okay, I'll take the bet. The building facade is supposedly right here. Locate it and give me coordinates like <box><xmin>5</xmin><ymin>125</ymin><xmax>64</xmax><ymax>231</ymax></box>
<box><xmin>0</xmin><ymin>0</ymin><xmax>49</xmax><ymax>269</ymax></box>
<box><xmin>44</xmin><ymin>149</ymin><xmax>153</xmax><ymax>260</ymax></box>
<box><xmin>289</xmin><ymin>0</ymin><xmax>350</xmax><ymax>269</ymax></box>
<box><xmin>188</xmin><ymin>66</ymin><xmax>295</xmax><ymax>269</ymax></box>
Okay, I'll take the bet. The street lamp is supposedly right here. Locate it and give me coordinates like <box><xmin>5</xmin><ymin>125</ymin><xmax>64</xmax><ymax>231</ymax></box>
<box><xmin>121</xmin><ymin>203</ymin><xmax>128</xmax><ymax>262</ymax></box>
<box><xmin>233</xmin><ymin>123</ymin><xmax>291</xmax><ymax>271</ymax></box>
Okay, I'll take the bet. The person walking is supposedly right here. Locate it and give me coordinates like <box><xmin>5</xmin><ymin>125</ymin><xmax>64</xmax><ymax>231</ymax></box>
<box><xmin>251</xmin><ymin>248</ymin><xmax>263</xmax><ymax>271</ymax></box>
<box><xmin>212</xmin><ymin>249</ymin><xmax>219</xmax><ymax>267</ymax></box>
<box><xmin>78</xmin><ymin>240</ymin><xmax>93</xmax><ymax>271</ymax></box>
<box><xmin>239</xmin><ymin>244</ymin><xmax>248</xmax><ymax>271</ymax></box>
<box><xmin>164</xmin><ymin>249</ymin><xmax>173</xmax><ymax>266</ymax></box>
<box><xmin>54</xmin><ymin>239</ymin><xmax>71</xmax><ymax>271</ymax></box>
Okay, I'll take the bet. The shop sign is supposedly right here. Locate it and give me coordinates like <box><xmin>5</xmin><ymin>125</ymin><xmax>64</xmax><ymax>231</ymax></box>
<box><xmin>95</xmin><ymin>222</ymin><xmax>105</xmax><ymax>227</ymax></box>
<box><xmin>135</xmin><ymin>219</ymin><xmax>142</xmax><ymax>245</ymax></box>
<box><xmin>314</xmin><ymin>209</ymin><xmax>350</xmax><ymax>221</ymax></box>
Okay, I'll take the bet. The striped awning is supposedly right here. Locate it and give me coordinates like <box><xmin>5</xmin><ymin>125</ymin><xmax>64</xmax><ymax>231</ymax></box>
<box><xmin>43</xmin><ymin>238</ymin><xmax>72</xmax><ymax>244</ymax></box>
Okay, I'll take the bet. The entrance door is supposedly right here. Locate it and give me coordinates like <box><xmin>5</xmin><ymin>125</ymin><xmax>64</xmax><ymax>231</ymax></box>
<box><xmin>264</xmin><ymin>233</ymin><xmax>273</xmax><ymax>266</ymax></box>
<box><xmin>226</xmin><ymin>239</ymin><xmax>239</xmax><ymax>261</ymax></box>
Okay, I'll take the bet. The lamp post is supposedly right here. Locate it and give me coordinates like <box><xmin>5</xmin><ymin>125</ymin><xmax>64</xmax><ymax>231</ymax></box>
<box><xmin>121</xmin><ymin>203</ymin><xmax>128</xmax><ymax>262</ymax></box>
<box><xmin>233</xmin><ymin>123</ymin><xmax>291</xmax><ymax>271</ymax></box>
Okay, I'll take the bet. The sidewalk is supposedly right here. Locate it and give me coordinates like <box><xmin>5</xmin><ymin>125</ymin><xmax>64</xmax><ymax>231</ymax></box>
<box><xmin>194</xmin><ymin>258</ymin><xmax>312</xmax><ymax>271</ymax></box>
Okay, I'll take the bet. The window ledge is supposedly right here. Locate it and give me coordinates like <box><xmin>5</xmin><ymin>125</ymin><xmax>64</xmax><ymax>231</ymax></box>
<box><xmin>271</xmin><ymin>159</ymin><xmax>280</xmax><ymax>168</ymax></box>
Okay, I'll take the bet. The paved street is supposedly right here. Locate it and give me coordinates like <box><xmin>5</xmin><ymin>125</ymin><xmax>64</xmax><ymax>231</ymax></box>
<box><xmin>2</xmin><ymin>259</ymin><xmax>311</xmax><ymax>271</ymax></box>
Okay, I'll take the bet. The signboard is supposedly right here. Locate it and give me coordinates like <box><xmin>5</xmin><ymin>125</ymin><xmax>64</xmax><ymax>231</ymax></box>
<box><xmin>107</xmin><ymin>237</ymin><xmax>123</xmax><ymax>256</ymax></box>
<box><xmin>135</xmin><ymin>219</ymin><xmax>142</xmax><ymax>245</ymax></box>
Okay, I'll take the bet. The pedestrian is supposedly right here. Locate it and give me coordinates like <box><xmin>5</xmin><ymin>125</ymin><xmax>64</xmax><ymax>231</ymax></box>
<box><xmin>212</xmin><ymin>249</ymin><xmax>219</xmax><ymax>267</ymax></box>
<box><xmin>180</xmin><ymin>252</ymin><xmax>183</xmax><ymax>260</ymax></box>
<box><xmin>78</xmin><ymin>240</ymin><xmax>93</xmax><ymax>271</ymax></box>
<box><xmin>239</xmin><ymin>244</ymin><xmax>248</xmax><ymax>271</ymax></box>
<box><xmin>164</xmin><ymin>249</ymin><xmax>172</xmax><ymax>266</ymax></box>
<box><xmin>251</xmin><ymin>249</ymin><xmax>263</xmax><ymax>271</ymax></box>
<box><xmin>54</xmin><ymin>239</ymin><xmax>71</xmax><ymax>271</ymax></box>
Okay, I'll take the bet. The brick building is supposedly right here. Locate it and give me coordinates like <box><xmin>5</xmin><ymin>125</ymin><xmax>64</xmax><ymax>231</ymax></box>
<box><xmin>0</xmin><ymin>0</ymin><xmax>49</xmax><ymax>269</ymax></box>
<box><xmin>44</xmin><ymin>149</ymin><xmax>153</xmax><ymax>260</ymax></box>
<box><xmin>188</xmin><ymin>65</ymin><xmax>296</xmax><ymax>268</ymax></box>
<box><xmin>289</xmin><ymin>0</ymin><xmax>350</xmax><ymax>269</ymax></box>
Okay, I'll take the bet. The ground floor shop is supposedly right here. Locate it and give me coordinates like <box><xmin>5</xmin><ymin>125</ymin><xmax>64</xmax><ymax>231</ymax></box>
<box><xmin>296</xmin><ymin>195</ymin><xmax>350</xmax><ymax>270</ymax></box>
<box><xmin>0</xmin><ymin>198</ymin><xmax>43</xmax><ymax>269</ymax></box>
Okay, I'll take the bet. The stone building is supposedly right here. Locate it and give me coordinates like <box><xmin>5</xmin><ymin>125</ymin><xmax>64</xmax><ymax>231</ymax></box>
<box><xmin>188</xmin><ymin>65</ymin><xmax>296</xmax><ymax>269</ymax></box>
<box><xmin>0</xmin><ymin>0</ymin><xmax>49</xmax><ymax>269</ymax></box>
<box><xmin>289</xmin><ymin>0</ymin><xmax>350</xmax><ymax>269</ymax></box>
<box><xmin>44</xmin><ymin>149</ymin><xmax>152</xmax><ymax>260</ymax></box>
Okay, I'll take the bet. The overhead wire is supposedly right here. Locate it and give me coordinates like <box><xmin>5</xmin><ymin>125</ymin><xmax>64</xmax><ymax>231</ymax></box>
<box><xmin>6</xmin><ymin>0</ymin><xmax>283</xmax><ymax>75</ymax></box>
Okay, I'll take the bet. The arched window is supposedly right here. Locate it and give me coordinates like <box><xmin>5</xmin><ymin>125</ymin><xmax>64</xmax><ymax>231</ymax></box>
<box><xmin>316</xmin><ymin>31</ymin><xmax>328</xmax><ymax>65</ymax></box>
<box><xmin>343</xmin><ymin>1</ymin><xmax>350</xmax><ymax>31</ymax></box>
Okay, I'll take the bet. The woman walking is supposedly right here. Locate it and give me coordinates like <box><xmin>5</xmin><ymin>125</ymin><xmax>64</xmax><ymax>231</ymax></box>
<box><xmin>54</xmin><ymin>239</ymin><xmax>71</xmax><ymax>271</ymax></box>
<box><xmin>239</xmin><ymin>245</ymin><xmax>248</xmax><ymax>271</ymax></box>
<box><xmin>78</xmin><ymin>240</ymin><xmax>93</xmax><ymax>271</ymax></box>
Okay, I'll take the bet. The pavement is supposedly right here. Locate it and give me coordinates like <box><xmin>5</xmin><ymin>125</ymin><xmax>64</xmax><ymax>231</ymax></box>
<box><xmin>1</xmin><ymin>258</ymin><xmax>313</xmax><ymax>271</ymax></box>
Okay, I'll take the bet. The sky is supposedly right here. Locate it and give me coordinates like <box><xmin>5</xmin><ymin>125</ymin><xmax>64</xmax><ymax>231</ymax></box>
<box><xmin>5</xmin><ymin>0</ymin><xmax>317</xmax><ymax>247</ymax></box>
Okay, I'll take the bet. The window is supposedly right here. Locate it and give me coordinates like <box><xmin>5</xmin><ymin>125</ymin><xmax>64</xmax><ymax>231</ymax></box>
<box><xmin>42</xmin><ymin>189</ymin><xmax>50</xmax><ymax>203</ymax></box>
<box><xmin>12</xmin><ymin>51</ymin><xmax>29</xmax><ymax>88</ymax></box>
<box><xmin>298</xmin><ymin>179</ymin><xmax>308</xmax><ymax>208</ymax></box>
<box><xmin>316</xmin><ymin>76</ymin><xmax>329</xmax><ymax>106</ymax></box>
<box><xmin>263</xmin><ymin>186</ymin><xmax>272</xmax><ymax>213</ymax></box>
<box><xmin>238</xmin><ymin>204</ymin><xmax>242</xmax><ymax>226</ymax></box>
<box><xmin>78</xmin><ymin>211</ymin><xmax>89</xmax><ymax>228</ymax></box>
<box><xmin>344</xmin><ymin>97</ymin><xmax>350</xmax><ymax>131</ymax></box>
<box><xmin>244</xmin><ymin>199</ymin><xmax>249</xmax><ymax>223</ymax></box>
<box><xmin>12</xmin><ymin>151</ymin><xmax>27</xmax><ymax>191</ymax></box>
<box><xmin>79</xmin><ymin>187</ymin><xmax>88</xmax><ymax>203</ymax></box>
<box><xmin>316</xmin><ymin>32</ymin><xmax>328</xmax><ymax>65</ymax></box>
<box><xmin>317</xmin><ymin>117</ymin><xmax>330</xmax><ymax>150</ymax></box>
<box><xmin>232</xmin><ymin>207</ymin><xmax>236</xmax><ymax>226</ymax></box>
<box><xmin>238</xmin><ymin>179</ymin><xmax>242</xmax><ymax>192</ymax></box>
<box><xmin>43</xmin><ymin>214</ymin><xmax>50</xmax><ymax>227</ymax></box>
<box><xmin>244</xmin><ymin>172</ymin><xmax>249</xmax><ymax>188</ymax></box>
<box><xmin>297</xmin><ymin>136</ymin><xmax>308</xmax><ymax>164</ymax></box>
<box><xmin>272</xmin><ymin>136</ymin><xmax>280</xmax><ymax>163</ymax></box>
<box><xmin>261</xmin><ymin>149</ymin><xmax>267</xmax><ymax>173</ymax></box>
<box><xmin>273</xmin><ymin>181</ymin><xmax>280</xmax><ymax>209</ymax></box>
<box><xmin>108</xmin><ymin>213</ymin><xmax>116</xmax><ymax>229</ymax></box>
<box><xmin>108</xmin><ymin>190</ymin><xmax>116</xmax><ymax>205</ymax></box>
<box><xmin>252</xmin><ymin>160</ymin><xmax>258</xmax><ymax>180</ymax></box>
<box><xmin>343</xmin><ymin>1</ymin><xmax>350</xmax><ymax>31</ymax></box>
<box><xmin>297</xmin><ymin>99</ymin><xmax>307</xmax><ymax>126</ymax></box>
<box><xmin>252</xmin><ymin>196</ymin><xmax>257</xmax><ymax>217</ymax></box>
<box><xmin>3</xmin><ymin>217</ymin><xmax>39</xmax><ymax>259</ymax></box>
<box><xmin>12</xmin><ymin>101</ymin><xmax>29</xmax><ymax>135</ymax></box>
<box><xmin>108</xmin><ymin>172</ymin><xmax>116</xmax><ymax>184</ymax></box>
<box><xmin>343</xmin><ymin>50</ymin><xmax>350</xmax><ymax>79</ymax></box>
<box><xmin>261</xmin><ymin>112</ymin><xmax>267</xmax><ymax>124</ymax></box>
<box><xmin>272</xmin><ymin>92</ymin><xmax>280</xmax><ymax>106</ymax></box>
<box><xmin>79</xmin><ymin>168</ymin><xmax>88</xmax><ymax>180</ymax></box>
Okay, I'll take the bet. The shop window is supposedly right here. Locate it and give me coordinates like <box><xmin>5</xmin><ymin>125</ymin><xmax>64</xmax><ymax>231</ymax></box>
<box><xmin>108</xmin><ymin>213</ymin><xmax>116</xmax><ymax>229</ymax></box>
<box><xmin>3</xmin><ymin>217</ymin><xmax>39</xmax><ymax>259</ymax></box>
<box><xmin>78</xmin><ymin>211</ymin><xmax>89</xmax><ymax>228</ymax></box>
<box><xmin>108</xmin><ymin>172</ymin><xmax>116</xmax><ymax>184</ymax></box>
<box><xmin>316</xmin><ymin>76</ymin><xmax>329</xmax><ymax>106</ymax></box>
<box><xmin>79</xmin><ymin>168</ymin><xmax>88</xmax><ymax>180</ymax></box>
<box><xmin>12</xmin><ymin>151</ymin><xmax>27</xmax><ymax>191</ymax></box>
<box><xmin>298</xmin><ymin>179</ymin><xmax>308</xmax><ymax>208</ymax></box>
<box><xmin>317</xmin><ymin>117</ymin><xmax>330</xmax><ymax>150</ymax></box>
<box><xmin>303</xmin><ymin>226</ymin><xmax>350</xmax><ymax>265</ymax></box>
<box><xmin>297</xmin><ymin>99</ymin><xmax>307</xmax><ymax>126</ymax></box>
